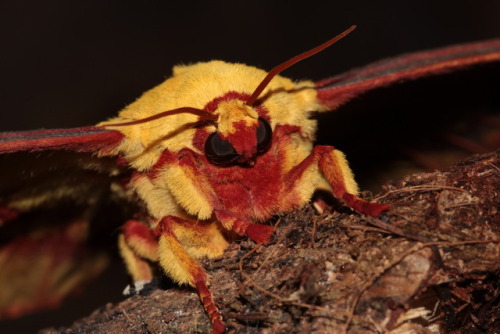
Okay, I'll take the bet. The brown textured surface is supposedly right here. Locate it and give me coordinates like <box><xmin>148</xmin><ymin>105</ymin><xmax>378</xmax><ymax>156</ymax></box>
<box><xmin>41</xmin><ymin>151</ymin><xmax>499</xmax><ymax>333</ymax></box>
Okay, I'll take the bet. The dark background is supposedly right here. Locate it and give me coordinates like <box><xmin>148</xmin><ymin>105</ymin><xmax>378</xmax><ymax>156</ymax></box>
<box><xmin>0</xmin><ymin>1</ymin><xmax>499</xmax><ymax>332</ymax></box>
<box><xmin>1</xmin><ymin>1</ymin><xmax>499</xmax><ymax>130</ymax></box>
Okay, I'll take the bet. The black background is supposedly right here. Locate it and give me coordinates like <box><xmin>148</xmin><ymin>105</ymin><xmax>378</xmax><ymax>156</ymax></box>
<box><xmin>0</xmin><ymin>1</ymin><xmax>499</xmax><ymax>332</ymax></box>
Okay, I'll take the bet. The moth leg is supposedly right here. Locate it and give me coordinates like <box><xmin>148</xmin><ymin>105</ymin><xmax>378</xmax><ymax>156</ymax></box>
<box><xmin>155</xmin><ymin>216</ymin><xmax>225</xmax><ymax>333</ymax></box>
<box><xmin>285</xmin><ymin>145</ymin><xmax>389</xmax><ymax>217</ymax></box>
<box><xmin>317</xmin><ymin>146</ymin><xmax>389</xmax><ymax>217</ymax></box>
<box><xmin>119</xmin><ymin>220</ymin><xmax>158</xmax><ymax>283</ymax></box>
<box><xmin>214</xmin><ymin>209</ymin><xmax>274</xmax><ymax>245</ymax></box>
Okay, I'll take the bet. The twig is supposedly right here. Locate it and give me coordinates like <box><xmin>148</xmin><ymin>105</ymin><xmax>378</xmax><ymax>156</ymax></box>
<box><xmin>374</xmin><ymin>185</ymin><xmax>469</xmax><ymax>201</ymax></box>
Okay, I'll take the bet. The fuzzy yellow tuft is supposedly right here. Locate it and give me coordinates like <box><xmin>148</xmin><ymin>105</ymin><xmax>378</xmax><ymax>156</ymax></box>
<box><xmin>216</xmin><ymin>100</ymin><xmax>258</xmax><ymax>136</ymax></box>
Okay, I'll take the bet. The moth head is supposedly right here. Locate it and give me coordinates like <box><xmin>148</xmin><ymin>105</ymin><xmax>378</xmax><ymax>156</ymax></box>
<box><xmin>204</xmin><ymin>99</ymin><xmax>272</xmax><ymax>166</ymax></box>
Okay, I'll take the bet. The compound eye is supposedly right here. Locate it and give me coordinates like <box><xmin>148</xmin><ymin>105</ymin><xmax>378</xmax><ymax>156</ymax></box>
<box><xmin>204</xmin><ymin>132</ymin><xmax>240</xmax><ymax>166</ymax></box>
<box><xmin>256</xmin><ymin>117</ymin><xmax>272</xmax><ymax>154</ymax></box>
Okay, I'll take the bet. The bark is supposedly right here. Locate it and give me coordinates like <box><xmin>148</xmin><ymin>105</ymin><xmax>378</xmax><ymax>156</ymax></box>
<box><xmin>41</xmin><ymin>151</ymin><xmax>499</xmax><ymax>333</ymax></box>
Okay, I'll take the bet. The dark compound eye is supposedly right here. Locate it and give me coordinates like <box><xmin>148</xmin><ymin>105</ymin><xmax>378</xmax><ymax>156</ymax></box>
<box><xmin>204</xmin><ymin>132</ymin><xmax>241</xmax><ymax>166</ymax></box>
<box><xmin>256</xmin><ymin>117</ymin><xmax>272</xmax><ymax>154</ymax></box>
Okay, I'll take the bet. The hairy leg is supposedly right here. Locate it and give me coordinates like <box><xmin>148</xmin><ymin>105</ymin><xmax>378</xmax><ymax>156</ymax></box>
<box><xmin>283</xmin><ymin>145</ymin><xmax>389</xmax><ymax>217</ymax></box>
<box><xmin>155</xmin><ymin>215</ymin><xmax>225</xmax><ymax>333</ymax></box>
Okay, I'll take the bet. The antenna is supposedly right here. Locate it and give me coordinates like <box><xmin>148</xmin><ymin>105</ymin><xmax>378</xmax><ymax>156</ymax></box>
<box><xmin>102</xmin><ymin>107</ymin><xmax>218</xmax><ymax>127</ymax></box>
<box><xmin>245</xmin><ymin>25</ymin><xmax>356</xmax><ymax>106</ymax></box>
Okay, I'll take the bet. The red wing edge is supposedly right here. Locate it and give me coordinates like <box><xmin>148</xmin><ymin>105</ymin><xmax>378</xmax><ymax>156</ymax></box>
<box><xmin>0</xmin><ymin>126</ymin><xmax>124</xmax><ymax>154</ymax></box>
<box><xmin>315</xmin><ymin>38</ymin><xmax>500</xmax><ymax>110</ymax></box>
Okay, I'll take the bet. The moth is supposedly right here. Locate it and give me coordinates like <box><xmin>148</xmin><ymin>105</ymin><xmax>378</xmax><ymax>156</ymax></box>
<box><xmin>1</xmin><ymin>26</ymin><xmax>499</xmax><ymax>333</ymax></box>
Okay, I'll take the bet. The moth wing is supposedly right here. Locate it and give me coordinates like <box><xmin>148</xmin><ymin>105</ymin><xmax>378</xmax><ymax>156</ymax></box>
<box><xmin>0</xmin><ymin>126</ymin><xmax>123</xmax><ymax>154</ymax></box>
<box><xmin>0</xmin><ymin>127</ymin><xmax>132</xmax><ymax>319</ymax></box>
<box><xmin>315</xmin><ymin>39</ymin><xmax>500</xmax><ymax>110</ymax></box>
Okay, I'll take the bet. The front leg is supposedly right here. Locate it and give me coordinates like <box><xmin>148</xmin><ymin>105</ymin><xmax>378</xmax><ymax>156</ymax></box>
<box><xmin>284</xmin><ymin>145</ymin><xmax>389</xmax><ymax>217</ymax></box>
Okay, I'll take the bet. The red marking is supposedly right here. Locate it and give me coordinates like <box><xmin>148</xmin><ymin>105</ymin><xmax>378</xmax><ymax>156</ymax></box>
<box><xmin>154</xmin><ymin>215</ymin><xmax>212</xmax><ymax>239</ymax></box>
<box><xmin>276</xmin><ymin>123</ymin><xmax>302</xmax><ymax>135</ymax></box>
<box><xmin>232</xmin><ymin>220</ymin><xmax>245</xmax><ymax>235</ymax></box>
<box><xmin>283</xmin><ymin>149</ymin><xmax>317</xmax><ymax>192</ymax></box>
<box><xmin>147</xmin><ymin>150</ymin><xmax>177</xmax><ymax>179</ymax></box>
<box><xmin>192</xmin><ymin>127</ymin><xmax>209</xmax><ymax>152</ymax></box>
<box><xmin>204</xmin><ymin>91</ymin><xmax>250</xmax><ymax>113</ymax></box>
<box><xmin>202</xmin><ymin>91</ymin><xmax>269</xmax><ymax>118</ymax></box>
<box><xmin>225</xmin><ymin>120</ymin><xmax>258</xmax><ymax>159</ymax></box>
<box><xmin>154</xmin><ymin>216</ymin><xmax>174</xmax><ymax>236</ymax></box>
<box><xmin>205</xmin><ymin>303</ymin><xmax>218</xmax><ymax>315</ymax></box>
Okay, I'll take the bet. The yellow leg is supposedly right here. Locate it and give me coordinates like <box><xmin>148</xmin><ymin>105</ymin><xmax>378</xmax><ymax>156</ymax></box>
<box><xmin>118</xmin><ymin>234</ymin><xmax>153</xmax><ymax>282</ymax></box>
<box><xmin>283</xmin><ymin>145</ymin><xmax>389</xmax><ymax>217</ymax></box>
<box><xmin>155</xmin><ymin>216</ymin><xmax>225</xmax><ymax>332</ymax></box>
